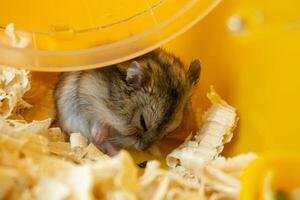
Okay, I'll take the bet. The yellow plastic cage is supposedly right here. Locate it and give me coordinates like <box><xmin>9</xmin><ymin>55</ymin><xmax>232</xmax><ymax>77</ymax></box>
<box><xmin>1</xmin><ymin>0</ymin><xmax>300</xmax><ymax>199</ymax></box>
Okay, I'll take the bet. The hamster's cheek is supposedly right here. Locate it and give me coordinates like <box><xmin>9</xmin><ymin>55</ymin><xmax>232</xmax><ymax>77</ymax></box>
<box><xmin>118</xmin><ymin>126</ymin><xmax>141</xmax><ymax>136</ymax></box>
<box><xmin>164</xmin><ymin>103</ymin><xmax>186</xmax><ymax>133</ymax></box>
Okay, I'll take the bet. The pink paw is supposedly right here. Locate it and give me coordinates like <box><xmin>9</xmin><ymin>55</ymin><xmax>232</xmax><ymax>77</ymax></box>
<box><xmin>91</xmin><ymin>123</ymin><xmax>111</xmax><ymax>143</ymax></box>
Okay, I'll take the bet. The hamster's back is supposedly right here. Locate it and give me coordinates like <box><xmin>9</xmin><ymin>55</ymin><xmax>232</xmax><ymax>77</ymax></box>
<box><xmin>54</xmin><ymin>70</ymin><xmax>109</xmax><ymax>141</ymax></box>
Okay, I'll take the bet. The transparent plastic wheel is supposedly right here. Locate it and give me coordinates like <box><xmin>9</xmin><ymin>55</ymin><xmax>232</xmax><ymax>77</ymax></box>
<box><xmin>0</xmin><ymin>0</ymin><xmax>220</xmax><ymax>71</ymax></box>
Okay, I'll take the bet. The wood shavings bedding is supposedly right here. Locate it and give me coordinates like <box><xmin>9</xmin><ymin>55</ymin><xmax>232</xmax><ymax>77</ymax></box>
<box><xmin>0</xmin><ymin>67</ymin><xmax>30</xmax><ymax>119</ymax></box>
<box><xmin>0</xmin><ymin>68</ymin><xmax>255</xmax><ymax>200</ymax></box>
<box><xmin>166</xmin><ymin>87</ymin><xmax>256</xmax><ymax>199</ymax></box>
<box><xmin>167</xmin><ymin>86</ymin><xmax>239</xmax><ymax>169</ymax></box>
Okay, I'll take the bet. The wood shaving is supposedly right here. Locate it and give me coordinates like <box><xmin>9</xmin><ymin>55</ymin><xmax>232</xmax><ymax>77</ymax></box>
<box><xmin>166</xmin><ymin>87</ymin><xmax>256</xmax><ymax>199</ymax></box>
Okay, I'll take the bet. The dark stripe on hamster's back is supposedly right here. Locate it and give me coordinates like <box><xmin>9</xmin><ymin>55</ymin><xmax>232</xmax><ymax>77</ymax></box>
<box><xmin>99</xmin><ymin>66</ymin><xmax>135</xmax><ymax>116</ymax></box>
<box><xmin>146</xmin><ymin>51</ymin><xmax>186</xmax><ymax>133</ymax></box>
<box><xmin>149</xmin><ymin>53</ymin><xmax>185</xmax><ymax>102</ymax></box>
<box><xmin>145</xmin><ymin>49</ymin><xmax>185</xmax><ymax>70</ymax></box>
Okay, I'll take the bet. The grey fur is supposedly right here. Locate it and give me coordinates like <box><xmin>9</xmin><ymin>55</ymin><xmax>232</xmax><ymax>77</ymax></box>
<box><xmin>54</xmin><ymin>49</ymin><xmax>201</xmax><ymax>154</ymax></box>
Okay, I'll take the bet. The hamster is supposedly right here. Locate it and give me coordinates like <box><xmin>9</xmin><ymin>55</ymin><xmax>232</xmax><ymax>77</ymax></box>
<box><xmin>54</xmin><ymin>49</ymin><xmax>201</xmax><ymax>156</ymax></box>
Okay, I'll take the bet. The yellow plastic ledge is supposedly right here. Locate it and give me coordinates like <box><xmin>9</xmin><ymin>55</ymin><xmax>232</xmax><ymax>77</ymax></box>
<box><xmin>240</xmin><ymin>152</ymin><xmax>300</xmax><ymax>200</ymax></box>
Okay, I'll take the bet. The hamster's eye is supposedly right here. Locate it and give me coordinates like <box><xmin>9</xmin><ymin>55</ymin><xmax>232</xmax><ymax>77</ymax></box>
<box><xmin>140</xmin><ymin>114</ymin><xmax>147</xmax><ymax>131</ymax></box>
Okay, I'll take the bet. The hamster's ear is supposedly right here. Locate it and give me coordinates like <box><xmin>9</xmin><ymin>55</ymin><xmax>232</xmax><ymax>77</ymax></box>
<box><xmin>187</xmin><ymin>59</ymin><xmax>201</xmax><ymax>86</ymax></box>
<box><xmin>126</xmin><ymin>61</ymin><xmax>149</xmax><ymax>89</ymax></box>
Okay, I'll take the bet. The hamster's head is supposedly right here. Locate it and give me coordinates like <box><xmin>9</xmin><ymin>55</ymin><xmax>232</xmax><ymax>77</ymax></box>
<box><xmin>111</xmin><ymin>50</ymin><xmax>201</xmax><ymax>151</ymax></box>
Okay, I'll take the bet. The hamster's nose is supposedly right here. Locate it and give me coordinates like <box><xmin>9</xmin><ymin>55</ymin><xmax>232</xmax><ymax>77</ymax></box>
<box><xmin>134</xmin><ymin>137</ymin><xmax>153</xmax><ymax>151</ymax></box>
<box><xmin>135</xmin><ymin>142</ymin><xmax>149</xmax><ymax>151</ymax></box>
